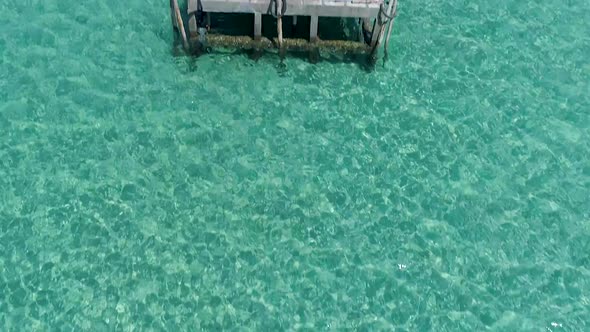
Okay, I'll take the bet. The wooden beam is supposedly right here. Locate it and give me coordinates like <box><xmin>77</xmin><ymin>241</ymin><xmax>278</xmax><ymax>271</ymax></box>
<box><xmin>190</xmin><ymin>34</ymin><xmax>370</xmax><ymax>53</ymax></box>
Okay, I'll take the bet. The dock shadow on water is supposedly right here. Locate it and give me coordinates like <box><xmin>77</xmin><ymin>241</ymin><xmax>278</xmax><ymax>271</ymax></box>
<box><xmin>174</xmin><ymin>45</ymin><xmax>377</xmax><ymax>73</ymax></box>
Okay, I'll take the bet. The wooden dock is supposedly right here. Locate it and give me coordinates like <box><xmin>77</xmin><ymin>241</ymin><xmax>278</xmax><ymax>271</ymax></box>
<box><xmin>170</xmin><ymin>0</ymin><xmax>398</xmax><ymax>60</ymax></box>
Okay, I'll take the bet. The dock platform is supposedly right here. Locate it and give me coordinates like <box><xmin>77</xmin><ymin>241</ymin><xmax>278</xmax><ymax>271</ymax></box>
<box><xmin>170</xmin><ymin>0</ymin><xmax>398</xmax><ymax>60</ymax></box>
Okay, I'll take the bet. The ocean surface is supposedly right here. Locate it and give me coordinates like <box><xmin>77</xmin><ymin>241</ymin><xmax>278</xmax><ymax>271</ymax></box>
<box><xmin>1</xmin><ymin>0</ymin><xmax>589</xmax><ymax>330</ymax></box>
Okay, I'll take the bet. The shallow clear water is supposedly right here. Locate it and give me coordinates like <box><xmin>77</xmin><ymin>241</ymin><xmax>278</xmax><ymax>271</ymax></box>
<box><xmin>1</xmin><ymin>0</ymin><xmax>589</xmax><ymax>330</ymax></box>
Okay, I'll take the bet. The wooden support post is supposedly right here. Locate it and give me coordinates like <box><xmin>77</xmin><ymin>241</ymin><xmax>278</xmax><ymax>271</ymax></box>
<box><xmin>308</xmin><ymin>15</ymin><xmax>319</xmax><ymax>63</ymax></box>
<box><xmin>207</xmin><ymin>12</ymin><xmax>211</xmax><ymax>28</ymax></box>
<box><xmin>370</xmin><ymin>18</ymin><xmax>381</xmax><ymax>48</ymax></box>
<box><xmin>186</xmin><ymin>0</ymin><xmax>197</xmax><ymax>36</ymax></box>
<box><xmin>188</xmin><ymin>14</ymin><xmax>197</xmax><ymax>36</ymax></box>
<box><xmin>172</xmin><ymin>0</ymin><xmax>189</xmax><ymax>50</ymax></box>
<box><xmin>310</xmin><ymin>15</ymin><xmax>319</xmax><ymax>42</ymax></box>
<box><xmin>360</xmin><ymin>17</ymin><xmax>372</xmax><ymax>44</ymax></box>
<box><xmin>254</xmin><ymin>12</ymin><xmax>262</xmax><ymax>40</ymax></box>
<box><xmin>357</xmin><ymin>19</ymin><xmax>363</xmax><ymax>42</ymax></box>
<box><xmin>371</xmin><ymin>0</ymin><xmax>395</xmax><ymax>56</ymax></box>
<box><xmin>277</xmin><ymin>0</ymin><xmax>284</xmax><ymax>48</ymax></box>
<box><xmin>290</xmin><ymin>15</ymin><xmax>297</xmax><ymax>35</ymax></box>
<box><xmin>383</xmin><ymin>0</ymin><xmax>398</xmax><ymax>54</ymax></box>
<box><xmin>278</xmin><ymin>16</ymin><xmax>284</xmax><ymax>50</ymax></box>
<box><xmin>170</xmin><ymin>0</ymin><xmax>176</xmax><ymax>29</ymax></box>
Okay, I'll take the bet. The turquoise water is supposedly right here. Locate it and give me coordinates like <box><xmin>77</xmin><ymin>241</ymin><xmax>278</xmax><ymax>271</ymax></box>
<box><xmin>1</xmin><ymin>0</ymin><xmax>589</xmax><ymax>330</ymax></box>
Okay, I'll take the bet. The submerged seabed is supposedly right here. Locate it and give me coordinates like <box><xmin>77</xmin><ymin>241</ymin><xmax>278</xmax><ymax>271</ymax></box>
<box><xmin>1</xmin><ymin>0</ymin><xmax>589</xmax><ymax>330</ymax></box>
